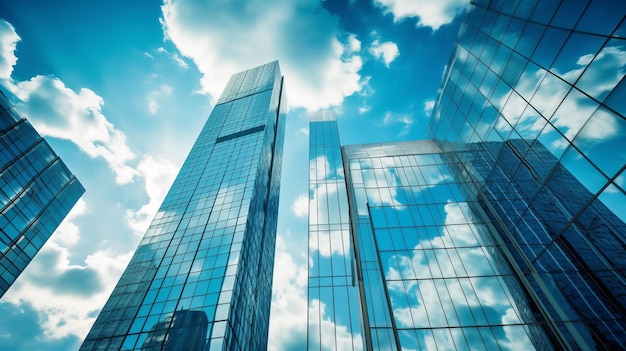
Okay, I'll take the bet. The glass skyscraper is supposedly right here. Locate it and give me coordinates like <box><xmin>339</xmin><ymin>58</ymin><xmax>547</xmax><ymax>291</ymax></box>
<box><xmin>308</xmin><ymin>0</ymin><xmax>626</xmax><ymax>349</ymax></box>
<box><xmin>430</xmin><ymin>0</ymin><xmax>625</xmax><ymax>348</ymax></box>
<box><xmin>308</xmin><ymin>111</ymin><xmax>363</xmax><ymax>350</ymax></box>
<box><xmin>0</xmin><ymin>89</ymin><xmax>84</xmax><ymax>298</ymax></box>
<box><xmin>308</xmin><ymin>113</ymin><xmax>551</xmax><ymax>350</ymax></box>
<box><xmin>81</xmin><ymin>61</ymin><xmax>286</xmax><ymax>351</ymax></box>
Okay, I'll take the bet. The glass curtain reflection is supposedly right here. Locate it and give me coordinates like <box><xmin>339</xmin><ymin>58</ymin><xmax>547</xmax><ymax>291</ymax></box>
<box><xmin>81</xmin><ymin>61</ymin><xmax>285</xmax><ymax>351</ymax></box>
<box><xmin>430</xmin><ymin>0</ymin><xmax>626</xmax><ymax>348</ymax></box>
<box><xmin>342</xmin><ymin>140</ymin><xmax>550</xmax><ymax>350</ymax></box>
<box><xmin>0</xmin><ymin>90</ymin><xmax>84</xmax><ymax>298</ymax></box>
<box><xmin>308</xmin><ymin>111</ymin><xmax>363</xmax><ymax>350</ymax></box>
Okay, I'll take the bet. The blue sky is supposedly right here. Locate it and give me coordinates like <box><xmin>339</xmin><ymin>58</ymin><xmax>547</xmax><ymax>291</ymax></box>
<box><xmin>0</xmin><ymin>0</ymin><xmax>467</xmax><ymax>349</ymax></box>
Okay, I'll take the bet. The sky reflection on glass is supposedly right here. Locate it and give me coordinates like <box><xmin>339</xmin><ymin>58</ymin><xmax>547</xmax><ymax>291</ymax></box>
<box><xmin>429</xmin><ymin>1</ymin><xmax>626</xmax><ymax>347</ymax></box>
<box><xmin>343</xmin><ymin>140</ymin><xmax>542</xmax><ymax>350</ymax></box>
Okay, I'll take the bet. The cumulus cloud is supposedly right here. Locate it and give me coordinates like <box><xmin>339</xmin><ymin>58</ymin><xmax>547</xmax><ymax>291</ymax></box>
<box><xmin>308</xmin><ymin>299</ymin><xmax>364</xmax><ymax>350</ymax></box>
<box><xmin>51</xmin><ymin>199</ymin><xmax>88</xmax><ymax>246</ymax></box>
<box><xmin>0</xmin><ymin>17</ymin><xmax>184</xmax><ymax>347</ymax></box>
<box><xmin>160</xmin><ymin>0</ymin><xmax>364</xmax><ymax>110</ymax></box>
<box><xmin>575</xmin><ymin>46</ymin><xmax>626</xmax><ymax>98</ymax></box>
<box><xmin>308</xmin><ymin>153</ymin><xmax>348</xmax><ymax>226</ymax></box>
<box><xmin>359</xmin><ymin>75</ymin><xmax>375</xmax><ymax>97</ymax></box>
<box><xmin>2</xmin><ymin>204</ymin><xmax>134</xmax><ymax>340</ymax></box>
<box><xmin>0</xmin><ymin>18</ymin><xmax>179</xmax><ymax>231</ymax></box>
<box><xmin>5</xmin><ymin>75</ymin><xmax>138</xmax><ymax>184</ymax></box>
<box><xmin>268</xmin><ymin>235</ymin><xmax>308</xmax><ymax>350</ymax></box>
<box><xmin>310</xmin><ymin>227</ymin><xmax>352</xmax><ymax>258</ymax></box>
<box><xmin>0</xmin><ymin>20</ymin><xmax>19</xmax><ymax>80</ymax></box>
<box><xmin>292</xmin><ymin>193</ymin><xmax>308</xmax><ymax>217</ymax></box>
<box><xmin>500</xmin><ymin>45</ymin><xmax>626</xmax><ymax>151</ymax></box>
<box><xmin>308</xmin><ymin>182</ymin><xmax>339</xmax><ymax>225</ymax></box>
<box><xmin>310</xmin><ymin>155</ymin><xmax>332</xmax><ymax>180</ymax></box>
<box><xmin>374</xmin><ymin>0</ymin><xmax>468</xmax><ymax>31</ymax></box>
<box><xmin>126</xmin><ymin>155</ymin><xmax>179</xmax><ymax>235</ymax></box>
<box><xmin>384</xmin><ymin>202</ymin><xmax>535</xmax><ymax>349</ymax></box>
<box><xmin>346</xmin><ymin>34</ymin><xmax>361</xmax><ymax>53</ymax></box>
<box><xmin>269</xmin><ymin>235</ymin><xmax>362</xmax><ymax>350</ymax></box>
<box><xmin>1</xmin><ymin>20</ymin><xmax>137</xmax><ymax>183</ymax></box>
<box><xmin>369</xmin><ymin>39</ymin><xmax>400</xmax><ymax>67</ymax></box>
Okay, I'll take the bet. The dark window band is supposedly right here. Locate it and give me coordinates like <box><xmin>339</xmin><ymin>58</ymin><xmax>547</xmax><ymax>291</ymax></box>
<box><xmin>216</xmin><ymin>124</ymin><xmax>265</xmax><ymax>143</ymax></box>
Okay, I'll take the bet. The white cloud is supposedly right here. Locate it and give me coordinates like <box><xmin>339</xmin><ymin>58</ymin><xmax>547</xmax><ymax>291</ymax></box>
<box><xmin>359</xmin><ymin>75</ymin><xmax>375</xmax><ymax>97</ymax></box>
<box><xmin>0</xmin><ymin>20</ymin><xmax>19</xmax><ymax>80</ymax></box>
<box><xmin>370</xmin><ymin>39</ymin><xmax>399</xmax><ymax>67</ymax></box>
<box><xmin>310</xmin><ymin>228</ymin><xmax>351</xmax><ymax>258</ymax></box>
<box><xmin>2</xmin><ymin>205</ymin><xmax>134</xmax><ymax>340</ymax></box>
<box><xmin>346</xmin><ymin>34</ymin><xmax>361</xmax><ymax>53</ymax></box>
<box><xmin>160</xmin><ymin>0</ymin><xmax>363</xmax><ymax>110</ymax></box>
<box><xmin>311</xmin><ymin>155</ymin><xmax>332</xmax><ymax>180</ymax></box>
<box><xmin>5</xmin><ymin>75</ymin><xmax>138</xmax><ymax>184</ymax></box>
<box><xmin>575</xmin><ymin>46</ymin><xmax>626</xmax><ymax>96</ymax></box>
<box><xmin>0</xmin><ymin>18</ymin><xmax>185</xmax><ymax>347</ymax></box>
<box><xmin>381</xmin><ymin>202</ymin><xmax>535</xmax><ymax>349</ymax></box>
<box><xmin>374</xmin><ymin>0</ymin><xmax>468</xmax><ymax>30</ymax></box>
<box><xmin>1</xmin><ymin>23</ymin><xmax>137</xmax><ymax>184</ymax></box>
<box><xmin>51</xmin><ymin>199</ymin><xmax>88</xmax><ymax>246</ymax></box>
<box><xmin>308</xmin><ymin>182</ymin><xmax>339</xmax><ymax>225</ymax></box>
<box><xmin>147</xmin><ymin>84</ymin><xmax>173</xmax><ymax>115</ymax></box>
<box><xmin>308</xmin><ymin>299</ymin><xmax>364</xmax><ymax>350</ymax></box>
<box><xmin>126</xmin><ymin>155</ymin><xmax>179</xmax><ymax>235</ymax></box>
<box><xmin>358</xmin><ymin>106</ymin><xmax>371</xmax><ymax>114</ymax></box>
<box><xmin>292</xmin><ymin>193</ymin><xmax>308</xmax><ymax>218</ymax></box>
<box><xmin>269</xmin><ymin>234</ymin><xmax>362</xmax><ymax>350</ymax></box>
<box><xmin>268</xmin><ymin>235</ymin><xmax>308</xmax><ymax>350</ymax></box>
<box><xmin>501</xmin><ymin>45</ymin><xmax>626</xmax><ymax>150</ymax></box>
<box><xmin>423</xmin><ymin>98</ymin><xmax>435</xmax><ymax>117</ymax></box>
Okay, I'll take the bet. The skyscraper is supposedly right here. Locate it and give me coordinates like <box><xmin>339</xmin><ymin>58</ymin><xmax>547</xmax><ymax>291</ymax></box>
<box><xmin>308</xmin><ymin>113</ymin><xmax>552</xmax><ymax>350</ymax></box>
<box><xmin>308</xmin><ymin>0</ymin><xmax>626</xmax><ymax>349</ymax></box>
<box><xmin>429</xmin><ymin>0</ymin><xmax>626</xmax><ymax>348</ymax></box>
<box><xmin>81</xmin><ymin>61</ymin><xmax>286</xmax><ymax>351</ymax></box>
<box><xmin>308</xmin><ymin>111</ymin><xmax>363</xmax><ymax>350</ymax></box>
<box><xmin>0</xmin><ymin>89</ymin><xmax>84</xmax><ymax>298</ymax></box>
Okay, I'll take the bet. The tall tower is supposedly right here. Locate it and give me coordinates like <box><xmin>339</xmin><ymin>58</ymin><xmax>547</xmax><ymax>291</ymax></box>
<box><xmin>307</xmin><ymin>0</ymin><xmax>626</xmax><ymax>347</ymax></box>
<box><xmin>0</xmin><ymin>90</ymin><xmax>84</xmax><ymax>298</ymax></box>
<box><xmin>429</xmin><ymin>0</ymin><xmax>626</xmax><ymax>348</ymax></box>
<box><xmin>81</xmin><ymin>61</ymin><xmax>286</xmax><ymax>351</ymax></box>
<box><xmin>307</xmin><ymin>111</ymin><xmax>363</xmax><ymax>350</ymax></box>
<box><xmin>307</xmin><ymin>114</ymin><xmax>552</xmax><ymax>350</ymax></box>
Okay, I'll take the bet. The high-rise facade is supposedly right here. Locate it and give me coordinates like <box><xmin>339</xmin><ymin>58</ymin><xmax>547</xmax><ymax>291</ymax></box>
<box><xmin>81</xmin><ymin>61</ymin><xmax>286</xmax><ymax>351</ymax></box>
<box><xmin>429</xmin><ymin>0</ymin><xmax>625</xmax><ymax>348</ymax></box>
<box><xmin>0</xmin><ymin>89</ymin><xmax>84</xmax><ymax>298</ymax></box>
<box><xmin>308</xmin><ymin>0</ymin><xmax>626</xmax><ymax>349</ymax></box>
<box><xmin>308</xmin><ymin>114</ymin><xmax>552</xmax><ymax>350</ymax></box>
<box><xmin>308</xmin><ymin>111</ymin><xmax>363</xmax><ymax>350</ymax></box>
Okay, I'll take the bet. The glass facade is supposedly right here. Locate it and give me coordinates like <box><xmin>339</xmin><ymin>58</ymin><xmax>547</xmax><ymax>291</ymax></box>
<box><xmin>308</xmin><ymin>115</ymin><xmax>552</xmax><ymax>350</ymax></box>
<box><xmin>81</xmin><ymin>61</ymin><xmax>286</xmax><ymax>351</ymax></box>
<box><xmin>308</xmin><ymin>111</ymin><xmax>363</xmax><ymax>350</ymax></box>
<box><xmin>430</xmin><ymin>0</ymin><xmax>626</xmax><ymax>348</ymax></box>
<box><xmin>308</xmin><ymin>1</ymin><xmax>626</xmax><ymax>349</ymax></box>
<box><xmin>0</xmin><ymin>89</ymin><xmax>84</xmax><ymax>298</ymax></box>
